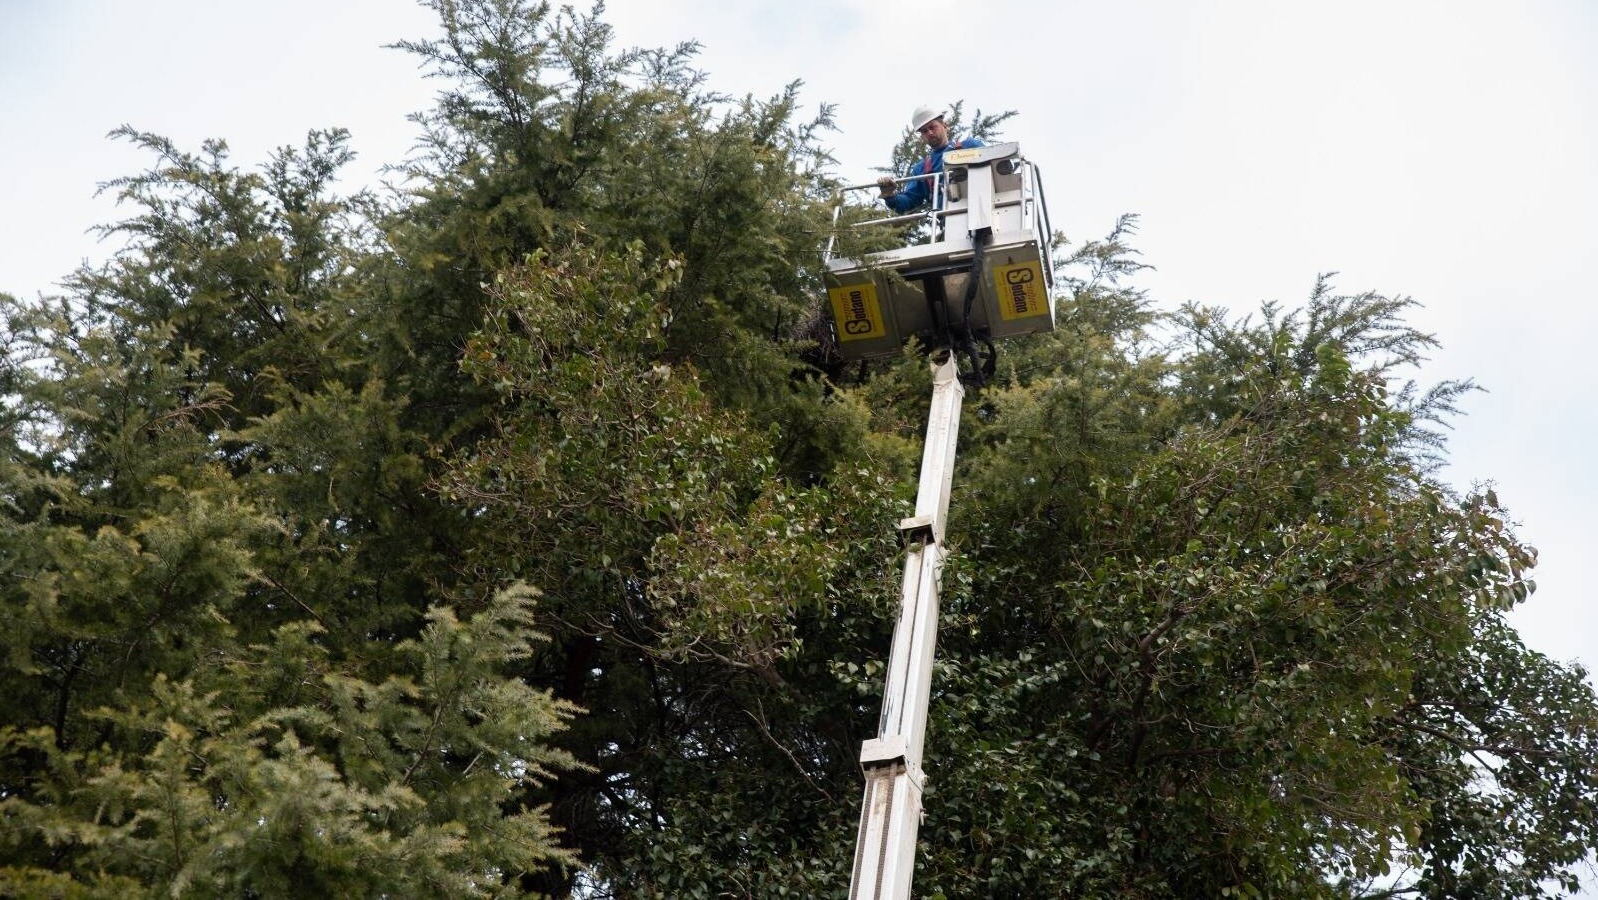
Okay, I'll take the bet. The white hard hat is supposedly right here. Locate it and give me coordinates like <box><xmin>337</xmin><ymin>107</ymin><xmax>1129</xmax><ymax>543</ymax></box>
<box><xmin>910</xmin><ymin>105</ymin><xmax>944</xmax><ymax>132</ymax></box>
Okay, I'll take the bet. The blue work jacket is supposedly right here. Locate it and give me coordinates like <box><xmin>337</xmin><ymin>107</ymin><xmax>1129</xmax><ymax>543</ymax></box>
<box><xmin>883</xmin><ymin>137</ymin><xmax>985</xmax><ymax>214</ymax></box>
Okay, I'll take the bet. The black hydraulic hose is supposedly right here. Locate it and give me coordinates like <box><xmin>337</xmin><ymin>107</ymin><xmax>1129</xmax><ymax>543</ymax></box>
<box><xmin>956</xmin><ymin>229</ymin><xmax>992</xmax><ymax>386</ymax></box>
<box><xmin>961</xmin><ymin>230</ymin><xmax>990</xmax><ymax>328</ymax></box>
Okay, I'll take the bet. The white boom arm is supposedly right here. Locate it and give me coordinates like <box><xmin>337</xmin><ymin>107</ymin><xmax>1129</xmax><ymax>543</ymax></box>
<box><xmin>848</xmin><ymin>355</ymin><xmax>964</xmax><ymax>899</ymax></box>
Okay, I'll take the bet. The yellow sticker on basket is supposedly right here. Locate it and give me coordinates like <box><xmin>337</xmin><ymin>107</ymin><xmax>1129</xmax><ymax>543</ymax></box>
<box><xmin>944</xmin><ymin>148</ymin><xmax>982</xmax><ymax>165</ymax></box>
<box><xmin>828</xmin><ymin>282</ymin><xmax>886</xmax><ymax>341</ymax></box>
<box><xmin>992</xmin><ymin>261</ymin><xmax>1047</xmax><ymax>320</ymax></box>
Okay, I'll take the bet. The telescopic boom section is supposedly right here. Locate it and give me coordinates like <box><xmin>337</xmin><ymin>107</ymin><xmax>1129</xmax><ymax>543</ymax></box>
<box><xmin>848</xmin><ymin>355</ymin><xmax>964</xmax><ymax>900</ymax></box>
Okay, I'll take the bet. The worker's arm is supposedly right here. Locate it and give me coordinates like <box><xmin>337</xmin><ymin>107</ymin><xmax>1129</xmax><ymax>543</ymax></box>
<box><xmin>880</xmin><ymin>171</ymin><xmax>929</xmax><ymax>214</ymax></box>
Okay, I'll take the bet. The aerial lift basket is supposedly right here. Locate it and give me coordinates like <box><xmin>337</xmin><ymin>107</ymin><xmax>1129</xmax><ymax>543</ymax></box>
<box><xmin>823</xmin><ymin>141</ymin><xmax>1056</xmax><ymax>362</ymax></box>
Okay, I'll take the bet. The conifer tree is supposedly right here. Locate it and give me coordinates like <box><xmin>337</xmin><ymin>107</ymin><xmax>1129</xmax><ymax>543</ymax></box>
<box><xmin>0</xmin><ymin>111</ymin><xmax>576</xmax><ymax>900</ymax></box>
<box><xmin>1</xmin><ymin>1</ymin><xmax>1594</xmax><ymax>896</ymax></box>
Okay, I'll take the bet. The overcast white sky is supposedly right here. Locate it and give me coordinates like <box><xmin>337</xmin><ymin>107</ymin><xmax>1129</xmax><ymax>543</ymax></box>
<box><xmin>3</xmin><ymin>0</ymin><xmax>1595</xmax><ymax>684</ymax></box>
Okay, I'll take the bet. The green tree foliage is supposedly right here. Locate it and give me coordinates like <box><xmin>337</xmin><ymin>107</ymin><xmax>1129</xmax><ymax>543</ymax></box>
<box><xmin>0</xmin><ymin>94</ymin><xmax>575</xmax><ymax>900</ymax></box>
<box><xmin>2</xmin><ymin>1</ymin><xmax>1595</xmax><ymax>897</ymax></box>
<box><xmin>913</xmin><ymin>253</ymin><xmax>1598</xmax><ymax>897</ymax></box>
<box><xmin>440</xmin><ymin>240</ymin><xmax>905</xmax><ymax>896</ymax></box>
<box><xmin>1</xmin><ymin>587</ymin><xmax>576</xmax><ymax>897</ymax></box>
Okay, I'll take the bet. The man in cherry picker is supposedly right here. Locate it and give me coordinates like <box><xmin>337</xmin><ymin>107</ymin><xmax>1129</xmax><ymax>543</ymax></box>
<box><xmin>876</xmin><ymin>104</ymin><xmax>985</xmax><ymax>214</ymax></box>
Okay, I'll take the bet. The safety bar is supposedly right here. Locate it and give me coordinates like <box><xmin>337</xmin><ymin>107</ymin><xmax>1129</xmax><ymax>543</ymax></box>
<box><xmin>837</xmin><ymin>170</ymin><xmax>942</xmax><ymax>195</ymax></box>
<box><xmin>1027</xmin><ymin>165</ymin><xmax>1056</xmax><ymax>280</ymax></box>
<box><xmin>823</xmin><ymin>171</ymin><xmax>946</xmax><ymax>261</ymax></box>
<box><xmin>822</xmin><ymin>154</ymin><xmax>1054</xmax><ymax>280</ymax></box>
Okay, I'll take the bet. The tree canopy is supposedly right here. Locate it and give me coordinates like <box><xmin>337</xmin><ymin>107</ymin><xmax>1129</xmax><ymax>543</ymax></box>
<box><xmin>2</xmin><ymin>1</ymin><xmax>1594</xmax><ymax>897</ymax></box>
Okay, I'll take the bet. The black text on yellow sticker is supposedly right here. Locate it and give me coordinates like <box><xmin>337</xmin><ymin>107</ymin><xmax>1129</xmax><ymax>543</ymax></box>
<box><xmin>992</xmin><ymin>261</ymin><xmax>1046</xmax><ymax>320</ymax></box>
<box><xmin>827</xmin><ymin>282</ymin><xmax>886</xmax><ymax>341</ymax></box>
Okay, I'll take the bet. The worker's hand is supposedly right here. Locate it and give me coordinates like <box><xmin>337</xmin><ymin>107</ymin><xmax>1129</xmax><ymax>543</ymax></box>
<box><xmin>877</xmin><ymin>176</ymin><xmax>896</xmax><ymax>198</ymax></box>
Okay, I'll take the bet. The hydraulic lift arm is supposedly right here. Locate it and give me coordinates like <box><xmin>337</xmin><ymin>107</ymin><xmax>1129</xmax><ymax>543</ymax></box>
<box><xmin>848</xmin><ymin>355</ymin><xmax>963</xmax><ymax>899</ymax></box>
<box><xmin>829</xmin><ymin>139</ymin><xmax>1056</xmax><ymax>899</ymax></box>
